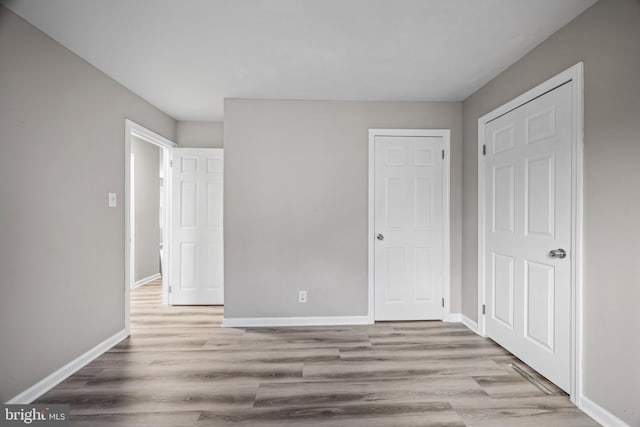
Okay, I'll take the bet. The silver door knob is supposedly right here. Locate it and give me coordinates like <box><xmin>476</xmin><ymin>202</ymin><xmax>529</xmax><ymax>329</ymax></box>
<box><xmin>549</xmin><ymin>249</ymin><xmax>566</xmax><ymax>259</ymax></box>
<box><xmin>376</xmin><ymin>234</ymin><xmax>384</xmax><ymax>241</ymax></box>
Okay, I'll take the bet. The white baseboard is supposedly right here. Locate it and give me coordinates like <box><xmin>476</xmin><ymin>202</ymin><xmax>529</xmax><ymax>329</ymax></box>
<box><xmin>6</xmin><ymin>329</ymin><xmax>128</xmax><ymax>404</ymax></box>
<box><xmin>579</xmin><ymin>395</ymin><xmax>630</xmax><ymax>427</ymax></box>
<box><xmin>222</xmin><ymin>315</ymin><xmax>371</xmax><ymax>328</ymax></box>
<box><xmin>443</xmin><ymin>313</ymin><xmax>461</xmax><ymax>323</ymax></box>
<box><xmin>461</xmin><ymin>314</ymin><xmax>479</xmax><ymax>334</ymax></box>
<box><xmin>132</xmin><ymin>273</ymin><xmax>161</xmax><ymax>289</ymax></box>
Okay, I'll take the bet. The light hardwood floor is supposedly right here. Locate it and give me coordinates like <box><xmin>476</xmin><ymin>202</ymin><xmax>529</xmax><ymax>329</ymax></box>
<box><xmin>37</xmin><ymin>280</ymin><xmax>598</xmax><ymax>426</ymax></box>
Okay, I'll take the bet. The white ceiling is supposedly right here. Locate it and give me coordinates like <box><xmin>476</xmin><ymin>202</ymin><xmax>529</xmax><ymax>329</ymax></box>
<box><xmin>3</xmin><ymin>0</ymin><xmax>596</xmax><ymax>121</ymax></box>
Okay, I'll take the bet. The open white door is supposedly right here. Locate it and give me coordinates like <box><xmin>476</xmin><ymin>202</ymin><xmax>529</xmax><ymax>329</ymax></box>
<box><xmin>169</xmin><ymin>148</ymin><xmax>223</xmax><ymax>305</ymax></box>
<box><xmin>484</xmin><ymin>82</ymin><xmax>572</xmax><ymax>391</ymax></box>
<box><xmin>372</xmin><ymin>132</ymin><xmax>448</xmax><ymax>321</ymax></box>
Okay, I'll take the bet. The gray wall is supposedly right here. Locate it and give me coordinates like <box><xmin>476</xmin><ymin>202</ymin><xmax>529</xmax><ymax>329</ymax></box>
<box><xmin>177</xmin><ymin>120</ymin><xmax>223</xmax><ymax>148</ymax></box>
<box><xmin>131</xmin><ymin>136</ymin><xmax>161</xmax><ymax>283</ymax></box>
<box><xmin>461</xmin><ymin>0</ymin><xmax>640</xmax><ymax>424</ymax></box>
<box><xmin>0</xmin><ymin>7</ymin><xmax>176</xmax><ymax>402</ymax></box>
<box><xmin>224</xmin><ymin>99</ymin><xmax>462</xmax><ymax>318</ymax></box>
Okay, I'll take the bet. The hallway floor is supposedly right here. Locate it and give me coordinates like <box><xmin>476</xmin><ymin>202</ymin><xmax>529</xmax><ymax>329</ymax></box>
<box><xmin>37</xmin><ymin>280</ymin><xmax>598</xmax><ymax>426</ymax></box>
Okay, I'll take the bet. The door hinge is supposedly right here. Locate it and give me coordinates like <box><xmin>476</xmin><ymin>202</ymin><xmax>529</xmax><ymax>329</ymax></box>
<box><xmin>170</xmin><ymin>160</ymin><xmax>173</xmax><ymax>167</ymax></box>
<box><xmin>482</xmin><ymin>304</ymin><xmax>486</xmax><ymax>315</ymax></box>
<box><xmin>482</xmin><ymin>145</ymin><xmax>486</xmax><ymax>156</ymax></box>
<box><xmin>442</xmin><ymin>149</ymin><xmax>445</xmax><ymax>159</ymax></box>
<box><xmin>441</xmin><ymin>298</ymin><xmax>445</xmax><ymax>308</ymax></box>
<box><xmin>169</xmin><ymin>285</ymin><xmax>172</xmax><ymax>293</ymax></box>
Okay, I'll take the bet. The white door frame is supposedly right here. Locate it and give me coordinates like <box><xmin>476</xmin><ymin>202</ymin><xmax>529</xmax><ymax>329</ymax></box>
<box><xmin>477</xmin><ymin>62</ymin><xmax>584</xmax><ymax>404</ymax></box>
<box><xmin>129</xmin><ymin>152</ymin><xmax>135</xmax><ymax>289</ymax></box>
<box><xmin>124</xmin><ymin>119</ymin><xmax>177</xmax><ymax>333</ymax></box>
<box><xmin>368</xmin><ymin>128</ymin><xmax>452</xmax><ymax>323</ymax></box>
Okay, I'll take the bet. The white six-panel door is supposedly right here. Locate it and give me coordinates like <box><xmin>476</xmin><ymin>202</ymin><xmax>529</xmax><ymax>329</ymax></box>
<box><xmin>170</xmin><ymin>148</ymin><xmax>224</xmax><ymax>305</ymax></box>
<box><xmin>484</xmin><ymin>82</ymin><xmax>572</xmax><ymax>391</ymax></box>
<box><xmin>374</xmin><ymin>135</ymin><xmax>445</xmax><ymax>320</ymax></box>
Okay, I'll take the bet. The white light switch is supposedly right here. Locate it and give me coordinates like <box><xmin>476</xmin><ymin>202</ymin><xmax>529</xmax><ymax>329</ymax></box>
<box><xmin>108</xmin><ymin>192</ymin><xmax>117</xmax><ymax>208</ymax></box>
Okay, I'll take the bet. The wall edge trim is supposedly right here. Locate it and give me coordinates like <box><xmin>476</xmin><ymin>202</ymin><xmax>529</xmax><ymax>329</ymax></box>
<box><xmin>222</xmin><ymin>316</ymin><xmax>371</xmax><ymax>328</ymax></box>
<box><xmin>579</xmin><ymin>394</ymin><xmax>630</xmax><ymax>427</ymax></box>
<box><xmin>132</xmin><ymin>273</ymin><xmax>161</xmax><ymax>289</ymax></box>
<box><xmin>461</xmin><ymin>314</ymin><xmax>479</xmax><ymax>334</ymax></box>
<box><xmin>443</xmin><ymin>313</ymin><xmax>462</xmax><ymax>323</ymax></box>
<box><xmin>5</xmin><ymin>329</ymin><xmax>129</xmax><ymax>404</ymax></box>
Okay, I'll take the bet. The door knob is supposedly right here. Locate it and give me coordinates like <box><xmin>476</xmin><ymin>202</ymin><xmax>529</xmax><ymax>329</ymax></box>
<box><xmin>376</xmin><ymin>234</ymin><xmax>384</xmax><ymax>241</ymax></box>
<box><xmin>549</xmin><ymin>248</ymin><xmax>566</xmax><ymax>259</ymax></box>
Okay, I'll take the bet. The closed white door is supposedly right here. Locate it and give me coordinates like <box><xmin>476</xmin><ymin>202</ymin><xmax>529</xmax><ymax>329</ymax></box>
<box><xmin>374</xmin><ymin>135</ymin><xmax>445</xmax><ymax>320</ymax></box>
<box><xmin>170</xmin><ymin>148</ymin><xmax>223</xmax><ymax>305</ymax></box>
<box><xmin>484</xmin><ymin>82</ymin><xmax>572</xmax><ymax>391</ymax></box>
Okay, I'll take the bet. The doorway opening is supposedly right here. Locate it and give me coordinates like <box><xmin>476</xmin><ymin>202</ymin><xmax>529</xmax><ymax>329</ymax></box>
<box><xmin>124</xmin><ymin>120</ymin><xmax>176</xmax><ymax>332</ymax></box>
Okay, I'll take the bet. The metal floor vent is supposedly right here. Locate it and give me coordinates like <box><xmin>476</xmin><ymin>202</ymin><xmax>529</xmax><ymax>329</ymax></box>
<box><xmin>508</xmin><ymin>363</ymin><xmax>555</xmax><ymax>396</ymax></box>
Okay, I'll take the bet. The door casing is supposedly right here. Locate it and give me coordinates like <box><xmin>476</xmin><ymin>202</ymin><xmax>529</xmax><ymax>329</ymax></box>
<box><xmin>368</xmin><ymin>128</ymin><xmax>452</xmax><ymax>323</ymax></box>
<box><xmin>477</xmin><ymin>63</ymin><xmax>584</xmax><ymax>404</ymax></box>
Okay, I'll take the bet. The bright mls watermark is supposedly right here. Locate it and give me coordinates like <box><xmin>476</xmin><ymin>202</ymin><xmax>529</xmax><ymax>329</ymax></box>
<box><xmin>1</xmin><ymin>405</ymin><xmax>69</xmax><ymax>426</ymax></box>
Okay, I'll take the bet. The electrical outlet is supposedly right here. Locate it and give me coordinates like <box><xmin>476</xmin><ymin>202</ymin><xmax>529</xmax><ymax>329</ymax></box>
<box><xmin>108</xmin><ymin>192</ymin><xmax>117</xmax><ymax>208</ymax></box>
<box><xmin>298</xmin><ymin>290</ymin><xmax>307</xmax><ymax>303</ymax></box>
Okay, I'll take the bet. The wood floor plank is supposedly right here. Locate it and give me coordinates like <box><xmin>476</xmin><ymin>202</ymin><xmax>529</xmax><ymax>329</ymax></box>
<box><xmin>39</xmin><ymin>385</ymin><xmax>257</xmax><ymax>415</ymax></box>
<box><xmin>69</xmin><ymin>411</ymin><xmax>202</xmax><ymax>427</ymax></box>
<box><xmin>472</xmin><ymin>373</ymin><xmax>548</xmax><ymax>398</ymax></box>
<box><xmin>339</xmin><ymin>344</ymin><xmax>510</xmax><ymax>362</ymax></box>
<box><xmin>451</xmin><ymin>396</ymin><xmax>599</xmax><ymax>427</ymax></box>
<box><xmin>302</xmin><ymin>358</ymin><xmax>510</xmax><ymax>381</ymax></box>
<box><xmin>195</xmin><ymin>402</ymin><xmax>465</xmax><ymax>427</ymax></box>
<box><xmin>95</xmin><ymin>348</ymin><xmax>339</xmax><ymax>365</ymax></box>
<box><xmin>82</xmin><ymin>362</ymin><xmax>303</xmax><ymax>388</ymax></box>
<box><xmin>254</xmin><ymin>377</ymin><xmax>489</xmax><ymax>408</ymax></box>
<box><xmin>34</xmin><ymin>280</ymin><xmax>598</xmax><ymax>426</ymax></box>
